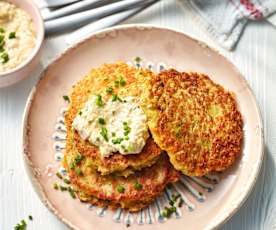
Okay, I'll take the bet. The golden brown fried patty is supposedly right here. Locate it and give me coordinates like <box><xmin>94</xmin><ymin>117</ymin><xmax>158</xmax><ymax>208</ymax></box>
<box><xmin>65</xmin><ymin>62</ymin><xmax>161</xmax><ymax>176</ymax></box>
<box><xmin>141</xmin><ymin>69</ymin><xmax>243</xmax><ymax>176</ymax></box>
<box><xmin>64</xmin><ymin>129</ymin><xmax>180</xmax><ymax>212</ymax></box>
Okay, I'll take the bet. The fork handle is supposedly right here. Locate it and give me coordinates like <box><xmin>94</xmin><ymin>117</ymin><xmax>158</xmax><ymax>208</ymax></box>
<box><xmin>66</xmin><ymin>0</ymin><xmax>158</xmax><ymax>45</ymax></box>
<box><xmin>45</xmin><ymin>0</ymin><xmax>152</xmax><ymax>35</ymax></box>
<box><xmin>43</xmin><ymin>0</ymin><xmax>114</xmax><ymax>21</ymax></box>
<box><xmin>39</xmin><ymin>0</ymin><xmax>80</xmax><ymax>8</ymax></box>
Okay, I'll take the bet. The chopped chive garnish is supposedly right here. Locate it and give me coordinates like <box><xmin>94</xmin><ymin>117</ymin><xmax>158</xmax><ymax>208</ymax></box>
<box><xmin>28</xmin><ymin>215</ymin><xmax>33</xmax><ymax>221</ymax></box>
<box><xmin>111</xmin><ymin>93</ymin><xmax>123</xmax><ymax>102</ymax></box>
<box><xmin>56</xmin><ymin>172</ymin><xmax>63</xmax><ymax>179</ymax></box>
<box><xmin>53</xmin><ymin>183</ymin><xmax>59</xmax><ymax>190</ymax></box>
<box><xmin>63</xmin><ymin>178</ymin><xmax>71</xmax><ymax>184</ymax></box>
<box><xmin>106</xmin><ymin>87</ymin><xmax>113</xmax><ymax>94</ymax></box>
<box><xmin>1</xmin><ymin>52</ymin><xmax>9</xmax><ymax>64</ymax></box>
<box><xmin>170</xmin><ymin>206</ymin><xmax>177</xmax><ymax>212</ymax></box>
<box><xmin>78</xmin><ymin>111</ymin><xmax>82</xmax><ymax>115</ymax></box>
<box><xmin>14</xmin><ymin>219</ymin><xmax>27</xmax><ymax>230</ymax></box>
<box><xmin>68</xmin><ymin>187</ymin><xmax>76</xmax><ymax>199</ymax></box>
<box><xmin>9</xmin><ymin>32</ymin><xmax>16</xmax><ymax>39</ymax></box>
<box><xmin>119</xmin><ymin>77</ymin><xmax>126</xmax><ymax>86</ymax></box>
<box><xmin>111</xmin><ymin>93</ymin><xmax>117</xmax><ymax>101</ymax></box>
<box><xmin>161</xmin><ymin>209</ymin><xmax>170</xmax><ymax>218</ymax></box>
<box><xmin>123</xmin><ymin>132</ymin><xmax>128</xmax><ymax>136</ymax></box>
<box><xmin>95</xmin><ymin>94</ymin><xmax>104</xmax><ymax>107</ymax></box>
<box><xmin>117</xmin><ymin>184</ymin><xmax>125</xmax><ymax>193</ymax></box>
<box><xmin>112</xmin><ymin>138</ymin><xmax>123</xmax><ymax>144</ymax></box>
<box><xmin>63</xmin><ymin>95</ymin><xmax>70</xmax><ymax>102</ymax></box>
<box><xmin>0</xmin><ymin>28</ymin><xmax>5</xmax><ymax>33</ymax></box>
<box><xmin>123</xmin><ymin>122</ymin><xmax>131</xmax><ymax>136</ymax></box>
<box><xmin>0</xmin><ymin>35</ymin><xmax>4</xmax><ymax>42</ymax></box>
<box><xmin>100</xmin><ymin>127</ymin><xmax>108</xmax><ymax>141</ymax></box>
<box><xmin>75</xmin><ymin>168</ymin><xmax>83</xmax><ymax>176</ymax></box>
<box><xmin>0</xmin><ymin>42</ymin><xmax>4</xmax><ymax>50</ymax></box>
<box><xmin>69</xmin><ymin>162</ymin><xmax>76</xmax><ymax>170</ymax></box>
<box><xmin>117</xmin><ymin>96</ymin><xmax>123</xmax><ymax>102</ymax></box>
<box><xmin>135</xmin><ymin>56</ymin><xmax>141</xmax><ymax>62</ymax></box>
<box><xmin>134</xmin><ymin>181</ymin><xmax>143</xmax><ymax>190</ymax></box>
<box><xmin>161</xmin><ymin>193</ymin><xmax>181</xmax><ymax>218</ymax></box>
<box><xmin>114</xmin><ymin>79</ymin><xmax>120</xmax><ymax>88</ymax></box>
<box><xmin>60</xmin><ymin>185</ymin><xmax>68</xmax><ymax>191</ymax></box>
<box><xmin>111</xmin><ymin>132</ymin><xmax>116</xmax><ymax>137</ymax></box>
<box><xmin>75</xmin><ymin>154</ymin><xmax>84</xmax><ymax>164</ymax></box>
<box><xmin>0</xmin><ymin>34</ymin><xmax>4</xmax><ymax>51</ymax></box>
<box><xmin>169</xmin><ymin>200</ymin><xmax>174</xmax><ymax>206</ymax></box>
<box><xmin>127</xmin><ymin>145</ymin><xmax>134</xmax><ymax>152</ymax></box>
<box><xmin>0</xmin><ymin>40</ymin><xmax>4</xmax><ymax>52</ymax></box>
<box><xmin>98</xmin><ymin>117</ymin><xmax>106</xmax><ymax>125</ymax></box>
<box><xmin>124</xmin><ymin>136</ymin><xmax>129</xmax><ymax>140</ymax></box>
<box><xmin>172</xmin><ymin>193</ymin><xmax>181</xmax><ymax>202</ymax></box>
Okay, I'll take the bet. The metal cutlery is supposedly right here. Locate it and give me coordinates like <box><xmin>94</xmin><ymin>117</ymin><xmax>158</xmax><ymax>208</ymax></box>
<box><xmin>66</xmin><ymin>0</ymin><xmax>158</xmax><ymax>45</ymax></box>
<box><xmin>43</xmin><ymin>0</ymin><xmax>117</xmax><ymax>20</ymax></box>
<box><xmin>45</xmin><ymin>0</ymin><xmax>155</xmax><ymax>34</ymax></box>
<box><xmin>39</xmin><ymin>0</ymin><xmax>82</xmax><ymax>9</ymax></box>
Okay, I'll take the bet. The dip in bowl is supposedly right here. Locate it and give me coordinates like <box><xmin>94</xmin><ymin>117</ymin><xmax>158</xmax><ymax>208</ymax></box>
<box><xmin>0</xmin><ymin>0</ymin><xmax>44</xmax><ymax>87</ymax></box>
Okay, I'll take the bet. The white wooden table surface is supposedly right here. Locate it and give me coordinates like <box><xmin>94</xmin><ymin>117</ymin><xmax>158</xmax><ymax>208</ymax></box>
<box><xmin>1</xmin><ymin>1</ymin><xmax>276</xmax><ymax>229</ymax></box>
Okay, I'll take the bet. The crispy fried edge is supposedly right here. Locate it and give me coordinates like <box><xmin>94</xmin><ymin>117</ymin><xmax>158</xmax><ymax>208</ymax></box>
<box><xmin>141</xmin><ymin>69</ymin><xmax>243</xmax><ymax>176</ymax></box>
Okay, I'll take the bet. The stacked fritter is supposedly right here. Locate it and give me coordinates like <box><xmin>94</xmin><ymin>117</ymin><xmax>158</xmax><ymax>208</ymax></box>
<box><xmin>64</xmin><ymin>63</ymin><xmax>179</xmax><ymax>212</ymax></box>
<box><xmin>64</xmin><ymin>62</ymin><xmax>243</xmax><ymax>212</ymax></box>
<box><xmin>140</xmin><ymin>69</ymin><xmax>243</xmax><ymax>176</ymax></box>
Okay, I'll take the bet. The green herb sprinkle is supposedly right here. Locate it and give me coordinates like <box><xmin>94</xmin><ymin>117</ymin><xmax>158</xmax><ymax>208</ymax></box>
<box><xmin>9</xmin><ymin>32</ymin><xmax>16</xmax><ymax>39</ymax></box>
<box><xmin>100</xmin><ymin>127</ymin><xmax>108</xmax><ymax>141</ymax></box>
<box><xmin>98</xmin><ymin>117</ymin><xmax>106</xmax><ymax>125</ymax></box>
<box><xmin>95</xmin><ymin>94</ymin><xmax>104</xmax><ymax>107</ymax></box>
<box><xmin>1</xmin><ymin>52</ymin><xmax>9</xmax><ymax>64</ymax></box>
<box><xmin>134</xmin><ymin>181</ymin><xmax>143</xmax><ymax>190</ymax></box>
<box><xmin>106</xmin><ymin>87</ymin><xmax>113</xmax><ymax>94</ymax></box>
<box><xmin>117</xmin><ymin>184</ymin><xmax>125</xmax><ymax>193</ymax></box>
<box><xmin>63</xmin><ymin>95</ymin><xmax>70</xmax><ymax>102</ymax></box>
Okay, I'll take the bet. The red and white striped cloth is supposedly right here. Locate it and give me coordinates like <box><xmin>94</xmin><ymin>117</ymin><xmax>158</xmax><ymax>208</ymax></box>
<box><xmin>180</xmin><ymin>0</ymin><xmax>276</xmax><ymax>50</ymax></box>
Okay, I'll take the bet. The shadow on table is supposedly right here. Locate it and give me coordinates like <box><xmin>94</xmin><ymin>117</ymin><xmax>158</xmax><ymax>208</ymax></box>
<box><xmin>221</xmin><ymin>145</ymin><xmax>276</xmax><ymax>230</ymax></box>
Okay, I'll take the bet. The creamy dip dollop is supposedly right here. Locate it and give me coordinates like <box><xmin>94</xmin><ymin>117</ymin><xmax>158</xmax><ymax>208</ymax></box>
<box><xmin>0</xmin><ymin>1</ymin><xmax>36</xmax><ymax>73</ymax></box>
<box><xmin>73</xmin><ymin>95</ymin><xmax>149</xmax><ymax>158</ymax></box>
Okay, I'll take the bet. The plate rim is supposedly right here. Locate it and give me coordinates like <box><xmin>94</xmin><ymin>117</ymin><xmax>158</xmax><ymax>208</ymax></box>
<box><xmin>21</xmin><ymin>24</ymin><xmax>264</xmax><ymax>230</ymax></box>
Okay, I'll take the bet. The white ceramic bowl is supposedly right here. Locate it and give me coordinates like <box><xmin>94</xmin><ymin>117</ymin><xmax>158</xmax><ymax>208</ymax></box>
<box><xmin>0</xmin><ymin>0</ymin><xmax>44</xmax><ymax>88</ymax></box>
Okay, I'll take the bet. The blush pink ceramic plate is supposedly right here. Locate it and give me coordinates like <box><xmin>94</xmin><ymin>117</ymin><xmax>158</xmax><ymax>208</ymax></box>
<box><xmin>22</xmin><ymin>25</ymin><xmax>264</xmax><ymax>230</ymax></box>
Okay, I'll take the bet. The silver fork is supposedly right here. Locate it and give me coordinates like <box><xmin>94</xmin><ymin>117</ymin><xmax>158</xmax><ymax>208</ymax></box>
<box><xmin>45</xmin><ymin>0</ymin><xmax>156</xmax><ymax>35</ymax></box>
<box><xmin>42</xmin><ymin>0</ymin><xmax>119</xmax><ymax>20</ymax></box>
<box><xmin>39</xmin><ymin>0</ymin><xmax>82</xmax><ymax>8</ymax></box>
<box><xmin>66</xmin><ymin>0</ymin><xmax>158</xmax><ymax>44</ymax></box>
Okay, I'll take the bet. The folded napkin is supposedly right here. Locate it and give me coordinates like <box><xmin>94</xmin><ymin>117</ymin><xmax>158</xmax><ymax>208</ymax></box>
<box><xmin>180</xmin><ymin>0</ymin><xmax>276</xmax><ymax>50</ymax></box>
